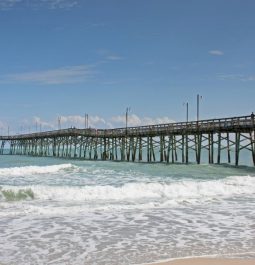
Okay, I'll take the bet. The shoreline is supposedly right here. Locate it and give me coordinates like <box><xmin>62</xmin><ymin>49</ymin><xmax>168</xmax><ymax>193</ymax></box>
<box><xmin>146</xmin><ymin>258</ymin><xmax>255</xmax><ymax>265</ymax></box>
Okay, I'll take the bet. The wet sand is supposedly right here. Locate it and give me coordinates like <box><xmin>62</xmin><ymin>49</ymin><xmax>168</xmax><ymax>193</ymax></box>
<box><xmin>149</xmin><ymin>258</ymin><xmax>255</xmax><ymax>265</ymax></box>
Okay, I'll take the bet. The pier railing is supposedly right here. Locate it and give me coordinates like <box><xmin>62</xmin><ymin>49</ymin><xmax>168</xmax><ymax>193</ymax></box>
<box><xmin>102</xmin><ymin>115</ymin><xmax>253</xmax><ymax>137</ymax></box>
<box><xmin>0</xmin><ymin>115</ymin><xmax>254</xmax><ymax>140</ymax></box>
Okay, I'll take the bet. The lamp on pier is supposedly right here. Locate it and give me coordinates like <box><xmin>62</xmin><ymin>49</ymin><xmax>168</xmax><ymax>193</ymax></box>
<box><xmin>197</xmin><ymin>94</ymin><xmax>202</xmax><ymax>122</ymax></box>
<box><xmin>58</xmin><ymin>116</ymin><xmax>61</xmax><ymax>130</ymax></box>
<box><xmin>126</xmin><ymin>107</ymin><xmax>131</xmax><ymax>134</ymax></box>
<box><xmin>183</xmin><ymin>102</ymin><xmax>189</xmax><ymax>122</ymax></box>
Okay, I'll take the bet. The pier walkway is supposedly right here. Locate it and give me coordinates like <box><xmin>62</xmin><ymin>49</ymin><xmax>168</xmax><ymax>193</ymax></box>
<box><xmin>1</xmin><ymin>114</ymin><xmax>255</xmax><ymax>166</ymax></box>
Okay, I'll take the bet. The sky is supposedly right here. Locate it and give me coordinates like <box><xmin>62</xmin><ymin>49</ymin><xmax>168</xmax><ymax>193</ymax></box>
<box><xmin>0</xmin><ymin>0</ymin><xmax>255</xmax><ymax>134</ymax></box>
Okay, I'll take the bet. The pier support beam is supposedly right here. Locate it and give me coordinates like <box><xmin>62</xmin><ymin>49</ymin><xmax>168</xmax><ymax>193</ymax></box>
<box><xmin>138</xmin><ymin>137</ymin><xmax>143</xmax><ymax>161</ymax></box>
<box><xmin>217</xmin><ymin>133</ymin><xmax>221</xmax><ymax>164</ymax></box>
<box><xmin>195</xmin><ymin>134</ymin><xmax>202</xmax><ymax>164</ymax></box>
<box><xmin>251</xmin><ymin>131</ymin><xmax>255</xmax><ymax>166</ymax></box>
<box><xmin>185</xmin><ymin>134</ymin><xmax>189</xmax><ymax>164</ymax></box>
<box><xmin>208</xmin><ymin>133</ymin><xmax>214</xmax><ymax>164</ymax></box>
<box><xmin>0</xmin><ymin>141</ymin><xmax>5</xmax><ymax>154</ymax></box>
<box><xmin>235</xmin><ymin>133</ymin><xmax>240</xmax><ymax>166</ymax></box>
<box><xmin>227</xmin><ymin>133</ymin><xmax>231</xmax><ymax>164</ymax></box>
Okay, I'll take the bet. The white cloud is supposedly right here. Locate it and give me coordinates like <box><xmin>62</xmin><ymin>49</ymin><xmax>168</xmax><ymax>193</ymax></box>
<box><xmin>0</xmin><ymin>120</ymin><xmax>6</xmax><ymax>129</ymax></box>
<box><xmin>96</xmin><ymin>49</ymin><xmax>123</xmax><ymax>61</ymax></box>
<box><xmin>106</xmin><ymin>55</ymin><xmax>123</xmax><ymax>61</ymax></box>
<box><xmin>217</xmin><ymin>73</ymin><xmax>242</xmax><ymax>81</ymax></box>
<box><xmin>110</xmin><ymin>114</ymin><xmax>175</xmax><ymax>128</ymax></box>
<box><xmin>0</xmin><ymin>0</ymin><xmax>21</xmax><ymax>10</ymax></box>
<box><xmin>0</xmin><ymin>65</ymin><xmax>94</xmax><ymax>85</ymax></box>
<box><xmin>59</xmin><ymin>114</ymin><xmax>175</xmax><ymax>129</ymax></box>
<box><xmin>33</xmin><ymin>116</ymin><xmax>55</xmax><ymax>129</ymax></box>
<box><xmin>241</xmin><ymin>75</ymin><xmax>255</xmax><ymax>81</ymax></box>
<box><xmin>60</xmin><ymin>115</ymin><xmax>106</xmax><ymax>128</ymax></box>
<box><xmin>13</xmin><ymin>114</ymin><xmax>175</xmax><ymax>134</ymax></box>
<box><xmin>0</xmin><ymin>0</ymin><xmax>78</xmax><ymax>10</ymax></box>
<box><xmin>142</xmin><ymin>116</ymin><xmax>176</xmax><ymax>125</ymax></box>
<box><xmin>18</xmin><ymin>115</ymin><xmax>106</xmax><ymax>132</ymax></box>
<box><xmin>217</xmin><ymin>73</ymin><xmax>255</xmax><ymax>82</ymax></box>
<box><xmin>111</xmin><ymin>114</ymin><xmax>141</xmax><ymax>127</ymax></box>
<box><xmin>209</xmin><ymin>50</ymin><xmax>224</xmax><ymax>56</ymax></box>
<box><xmin>43</xmin><ymin>0</ymin><xmax>78</xmax><ymax>9</ymax></box>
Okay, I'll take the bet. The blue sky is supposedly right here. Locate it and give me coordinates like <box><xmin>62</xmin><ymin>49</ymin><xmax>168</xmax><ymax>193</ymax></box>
<box><xmin>0</xmin><ymin>0</ymin><xmax>255</xmax><ymax>134</ymax></box>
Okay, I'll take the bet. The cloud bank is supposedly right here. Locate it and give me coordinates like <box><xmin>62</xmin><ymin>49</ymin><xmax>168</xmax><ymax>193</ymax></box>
<box><xmin>3</xmin><ymin>114</ymin><xmax>176</xmax><ymax>134</ymax></box>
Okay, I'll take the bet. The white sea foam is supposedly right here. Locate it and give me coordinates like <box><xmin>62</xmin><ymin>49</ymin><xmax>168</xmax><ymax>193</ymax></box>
<box><xmin>1</xmin><ymin>160</ymin><xmax>255</xmax><ymax>265</ymax></box>
<box><xmin>2</xmin><ymin>175</ymin><xmax>254</xmax><ymax>204</ymax></box>
<box><xmin>0</xmin><ymin>163</ymin><xmax>74</xmax><ymax>176</ymax></box>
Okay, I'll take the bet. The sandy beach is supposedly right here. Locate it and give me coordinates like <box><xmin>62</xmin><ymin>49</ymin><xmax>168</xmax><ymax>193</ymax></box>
<box><xmin>149</xmin><ymin>258</ymin><xmax>255</xmax><ymax>265</ymax></box>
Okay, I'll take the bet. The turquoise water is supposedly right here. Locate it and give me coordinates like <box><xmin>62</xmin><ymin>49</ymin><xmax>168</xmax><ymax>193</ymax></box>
<box><xmin>0</xmin><ymin>155</ymin><xmax>255</xmax><ymax>264</ymax></box>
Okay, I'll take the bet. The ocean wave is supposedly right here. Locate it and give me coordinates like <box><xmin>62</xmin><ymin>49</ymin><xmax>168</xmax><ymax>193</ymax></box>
<box><xmin>1</xmin><ymin>175</ymin><xmax>254</xmax><ymax>204</ymax></box>
<box><xmin>0</xmin><ymin>164</ymin><xmax>74</xmax><ymax>176</ymax></box>
<box><xmin>0</xmin><ymin>187</ymin><xmax>34</xmax><ymax>201</ymax></box>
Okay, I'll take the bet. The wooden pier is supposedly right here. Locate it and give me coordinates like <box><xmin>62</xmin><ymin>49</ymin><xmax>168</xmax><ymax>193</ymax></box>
<box><xmin>0</xmin><ymin>114</ymin><xmax>255</xmax><ymax>166</ymax></box>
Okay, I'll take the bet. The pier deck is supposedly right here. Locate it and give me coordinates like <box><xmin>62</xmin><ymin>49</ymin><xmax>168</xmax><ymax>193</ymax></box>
<box><xmin>1</xmin><ymin>114</ymin><xmax>255</xmax><ymax>166</ymax></box>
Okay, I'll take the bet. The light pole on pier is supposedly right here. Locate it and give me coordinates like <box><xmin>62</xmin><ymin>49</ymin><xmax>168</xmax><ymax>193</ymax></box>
<box><xmin>126</xmin><ymin>107</ymin><xmax>131</xmax><ymax>134</ymax></box>
<box><xmin>58</xmin><ymin>116</ymin><xmax>61</xmax><ymax>130</ymax></box>
<box><xmin>197</xmin><ymin>94</ymin><xmax>202</xmax><ymax>122</ymax></box>
<box><xmin>183</xmin><ymin>102</ymin><xmax>189</xmax><ymax>122</ymax></box>
<box><xmin>84</xmin><ymin>114</ymin><xmax>89</xmax><ymax>129</ymax></box>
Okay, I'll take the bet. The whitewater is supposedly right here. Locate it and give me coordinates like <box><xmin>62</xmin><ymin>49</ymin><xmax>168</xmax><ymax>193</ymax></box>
<box><xmin>0</xmin><ymin>155</ymin><xmax>255</xmax><ymax>265</ymax></box>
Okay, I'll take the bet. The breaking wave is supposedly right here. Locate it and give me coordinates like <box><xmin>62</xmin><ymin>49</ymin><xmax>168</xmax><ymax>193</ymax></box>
<box><xmin>0</xmin><ymin>187</ymin><xmax>34</xmax><ymax>201</ymax></box>
<box><xmin>0</xmin><ymin>164</ymin><xmax>74</xmax><ymax>177</ymax></box>
<box><xmin>1</xmin><ymin>175</ymin><xmax>254</xmax><ymax>204</ymax></box>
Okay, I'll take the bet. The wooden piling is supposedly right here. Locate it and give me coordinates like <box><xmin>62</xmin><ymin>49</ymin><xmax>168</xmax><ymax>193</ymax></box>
<box><xmin>217</xmin><ymin>133</ymin><xmax>221</xmax><ymax>164</ymax></box>
<box><xmin>235</xmin><ymin>133</ymin><xmax>240</xmax><ymax>166</ymax></box>
<box><xmin>227</xmin><ymin>133</ymin><xmax>231</xmax><ymax>164</ymax></box>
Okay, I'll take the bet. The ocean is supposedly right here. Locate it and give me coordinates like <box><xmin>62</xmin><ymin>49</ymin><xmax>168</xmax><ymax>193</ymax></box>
<box><xmin>0</xmin><ymin>155</ymin><xmax>255</xmax><ymax>265</ymax></box>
